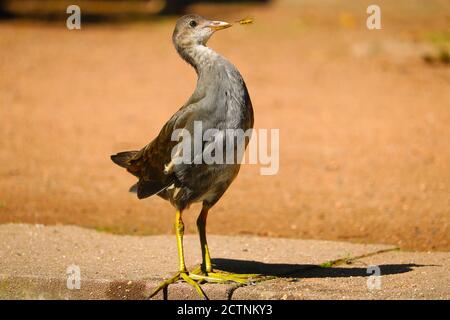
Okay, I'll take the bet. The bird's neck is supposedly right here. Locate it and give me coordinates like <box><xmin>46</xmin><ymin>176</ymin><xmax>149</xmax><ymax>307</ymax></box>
<box><xmin>177</xmin><ymin>44</ymin><xmax>221</xmax><ymax>74</ymax></box>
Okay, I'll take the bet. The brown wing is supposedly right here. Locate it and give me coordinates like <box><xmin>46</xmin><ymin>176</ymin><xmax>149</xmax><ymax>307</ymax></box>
<box><xmin>124</xmin><ymin>104</ymin><xmax>199</xmax><ymax>199</ymax></box>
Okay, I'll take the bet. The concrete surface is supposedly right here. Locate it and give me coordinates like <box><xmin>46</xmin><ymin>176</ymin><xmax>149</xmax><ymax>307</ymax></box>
<box><xmin>0</xmin><ymin>224</ymin><xmax>448</xmax><ymax>300</ymax></box>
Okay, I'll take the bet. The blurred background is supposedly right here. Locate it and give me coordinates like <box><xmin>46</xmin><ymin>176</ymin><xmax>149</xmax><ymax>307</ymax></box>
<box><xmin>0</xmin><ymin>0</ymin><xmax>449</xmax><ymax>251</ymax></box>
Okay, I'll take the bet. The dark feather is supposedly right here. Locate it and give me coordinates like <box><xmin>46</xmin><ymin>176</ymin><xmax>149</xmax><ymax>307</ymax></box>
<box><xmin>137</xmin><ymin>179</ymin><xmax>172</xmax><ymax>199</ymax></box>
<box><xmin>111</xmin><ymin>151</ymin><xmax>138</xmax><ymax>168</ymax></box>
<box><xmin>129</xmin><ymin>183</ymin><xmax>138</xmax><ymax>193</ymax></box>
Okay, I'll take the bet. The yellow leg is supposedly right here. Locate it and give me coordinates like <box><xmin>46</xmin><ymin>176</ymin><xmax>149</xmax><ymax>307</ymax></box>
<box><xmin>175</xmin><ymin>210</ymin><xmax>187</xmax><ymax>273</ymax></box>
<box><xmin>191</xmin><ymin>205</ymin><xmax>264</xmax><ymax>285</ymax></box>
<box><xmin>148</xmin><ymin>209</ymin><xmax>207</xmax><ymax>300</ymax></box>
<box><xmin>197</xmin><ymin>207</ymin><xmax>212</xmax><ymax>273</ymax></box>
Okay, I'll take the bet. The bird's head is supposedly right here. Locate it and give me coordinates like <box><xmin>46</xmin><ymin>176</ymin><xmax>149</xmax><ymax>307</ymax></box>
<box><xmin>172</xmin><ymin>14</ymin><xmax>231</xmax><ymax>50</ymax></box>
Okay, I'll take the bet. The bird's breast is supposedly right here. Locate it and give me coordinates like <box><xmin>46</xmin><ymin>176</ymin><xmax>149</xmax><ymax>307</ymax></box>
<box><xmin>197</xmin><ymin>64</ymin><xmax>252</xmax><ymax>130</ymax></box>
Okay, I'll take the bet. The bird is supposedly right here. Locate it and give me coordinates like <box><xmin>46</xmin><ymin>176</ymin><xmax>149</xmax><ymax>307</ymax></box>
<box><xmin>111</xmin><ymin>14</ymin><xmax>256</xmax><ymax>299</ymax></box>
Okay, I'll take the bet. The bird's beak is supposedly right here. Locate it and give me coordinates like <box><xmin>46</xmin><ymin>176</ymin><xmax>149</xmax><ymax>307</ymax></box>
<box><xmin>208</xmin><ymin>20</ymin><xmax>232</xmax><ymax>31</ymax></box>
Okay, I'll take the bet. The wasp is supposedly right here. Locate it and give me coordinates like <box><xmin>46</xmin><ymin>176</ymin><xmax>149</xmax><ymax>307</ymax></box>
<box><xmin>236</xmin><ymin>17</ymin><xmax>254</xmax><ymax>25</ymax></box>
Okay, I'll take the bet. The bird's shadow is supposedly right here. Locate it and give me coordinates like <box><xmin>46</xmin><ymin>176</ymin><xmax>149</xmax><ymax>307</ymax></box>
<box><xmin>120</xmin><ymin>259</ymin><xmax>430</xmax><ymax>300</ymax></box>
<box><xmin>211</xmin><ymin>258</ymin><xmax>428</xmax><ymax>278</ymax></box>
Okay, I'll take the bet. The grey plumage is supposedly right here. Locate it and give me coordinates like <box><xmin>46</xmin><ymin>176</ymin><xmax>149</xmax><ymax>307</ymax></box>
<box><xmin>111</xmin><ymin>14</ymin><xmax>254</xmax><ymax>211</ymax></box>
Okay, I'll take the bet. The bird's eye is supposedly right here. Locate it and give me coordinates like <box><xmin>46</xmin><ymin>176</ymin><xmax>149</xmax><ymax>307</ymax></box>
<box><xmin>189</xmin><ymin>20</ymin><xmax>197</xmax><ymax>28</ymax></box>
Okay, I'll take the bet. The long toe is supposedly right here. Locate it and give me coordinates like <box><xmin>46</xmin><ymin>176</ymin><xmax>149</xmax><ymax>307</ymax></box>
<box><xmin>148</xmin><ymin>272</ymin><xmax>182</xmax><ymax>299</ymax></box>
<box><xmin>190</xmin><ymin>270</ymin><xmax>266</xmax><ymax>285</ymax></box>
<box><xmin>180</xmin><ymin>272</ymin><xmax>208</xmax><ymax>299</ymax></box>
<box><xmin>148</xmin><ymin>271</ymin><xmax>209</xmax><ymax>300</ymax></box>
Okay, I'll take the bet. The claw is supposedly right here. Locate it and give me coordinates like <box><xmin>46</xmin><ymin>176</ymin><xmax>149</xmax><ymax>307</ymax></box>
<box><xmin>190</xmin><ymin>267</ymin><xmax>265</xmax><ymax>284</ymax></box>
<box><xmin>148</xmin><ymin>273</ymin><xmax>181</xmax><ymax>299</ymax></box>
<box><xmin>181</xmin><ymin>272</ymin><xmax>208</xmax><ymax>299</ymax></box>
<box><xmin>148</xmin><ymin>271</ymin><xmax>208</xmax><ymax>300</ymax></box>
<box><xmin>148</xmin><ymin>267</ymin><xmax>270</xmax><ymax>300</ymax></box>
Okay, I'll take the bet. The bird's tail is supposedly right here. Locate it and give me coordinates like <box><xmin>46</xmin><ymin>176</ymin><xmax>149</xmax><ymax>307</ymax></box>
<box><xmin>110</xmin><ymin>151</ymin><xmax>138</xmax><ymax>169</ymax></box>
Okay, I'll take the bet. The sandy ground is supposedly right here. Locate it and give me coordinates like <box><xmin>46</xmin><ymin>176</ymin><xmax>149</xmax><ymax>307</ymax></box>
<box><xmin>0</xmin><ymin>0</ymin><xmax>449</xmax><ymax>251</ymax></box>
<box><xmin>2</xmin><ymin>224</ymin><xmax>449</xmax><ymax>300</ymax></box>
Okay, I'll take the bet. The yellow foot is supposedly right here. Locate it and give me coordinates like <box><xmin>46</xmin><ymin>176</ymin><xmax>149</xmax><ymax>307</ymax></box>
<box><xmin>190</xmin><ymin>266</ymin><xmax>264</xmax><ymax>285</ymax></box>
<box><xmin>148</xmin><ymin>271</ymin><xmax>207</xmax><ymax>300</ymax></box>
